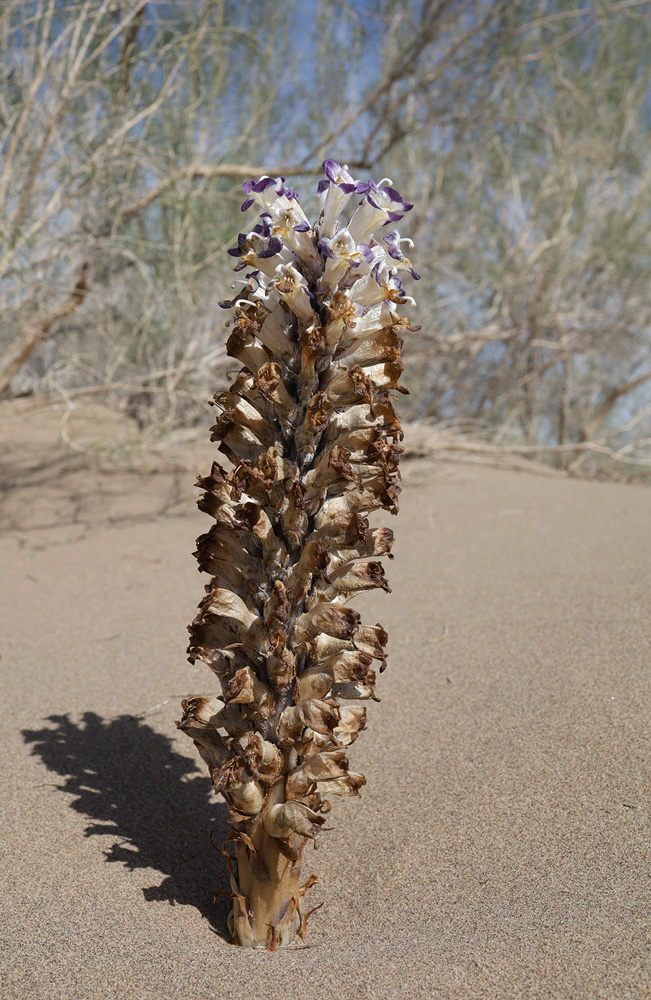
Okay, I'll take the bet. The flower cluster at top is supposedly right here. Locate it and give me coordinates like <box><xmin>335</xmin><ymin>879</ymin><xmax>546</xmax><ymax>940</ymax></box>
<box><xmin>223</xmin><ymin>159</ymin><xmax>419</xmax><ymax>335</ymax></box>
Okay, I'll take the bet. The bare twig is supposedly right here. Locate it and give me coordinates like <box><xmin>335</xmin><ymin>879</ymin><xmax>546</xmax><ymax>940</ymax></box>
<box><xmin>0</xmin><ymin>263</ymin><xmax>90</xmax><ymax>397</ymax></box>
<box><xmin>116</xmin><ymin>163</ymin><xmax>336</xmax><ymax>226</ymax></box>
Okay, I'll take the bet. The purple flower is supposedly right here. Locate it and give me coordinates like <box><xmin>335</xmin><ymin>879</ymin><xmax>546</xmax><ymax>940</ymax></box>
<box><xmin>348</xmin><ymin>180</ymin><xmax>414</xmax><ymax>244</ymax></box>
<box><xmin>366</xmin><ymin>183</ymin><xmax>413</xmax><ymax>216</ymax></box>
<box><xmin>262</xmin><ymin>201</ymin><xmax>318</xmax><ymax>270</ymax></box>
<box><xmin>227</xmin><ymin>229</ymin><xmax>289</xmax><ymax>276</ymax></box>
<box><xmin>318</xmin><ymin>237</ymin><xmax>338</xmax><ymax>260</ymax></box>
<box><xmin>242</xmin><ymin>176</ymin><xmax>282</xmax><ymax>196</ymax></box>
<box><xmin>318</xmin><ymin>160</ymin><xmax>370</xmax><ymax>238</ymax></box>
<box><xmin>267</xmin><ymin>264</ymin><xmax>316</xmax><ymax>326</ymax></box>
<box><xmin>322</xmin><ymin>160</ymin><xmax>370</xmax><ymax>196</ymax></box>
<box><xmin>227</xmin><ymin>233</ymin><xmax>249</xmax><ymax>257</ymax></box>
<box><xmin>383</xmin><ymin>229</ymin><xmax>401</xmax><ymax>255</ymax></box>
<box><xmin>318</xmin><ymin>229</ymin><xmax>369</xmax><ymax>288</ymax></box>
<box><xmin>240</xmin><ymin>175</ymin><xmax>297</xmax><ymax>213</ymax></box>
<box><xmin>350</xmin><ymin>258</ymin><xmax>412</xmax><ymax>309</ymax></box>
<box><xmin>383</xmin><ymin>229</ymin><xmax>420</xmax><ymax>280</ymax></box>
<box><xmin>241</xmin><ymin>183</ymin><xmax>316</xmax><ymax>269</ymax></box>
<box><xmin>257</xmin><ymin>236</ymin><xmax>284</xmax><ymax>259</ymax></box>
<box><xmin>253</xmin><ymin>215</ymin><xmax>273</xmax><ymax>238</ymax></box>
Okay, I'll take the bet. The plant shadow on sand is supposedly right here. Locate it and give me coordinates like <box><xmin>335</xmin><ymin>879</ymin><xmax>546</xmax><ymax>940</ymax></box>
<box><xmin>22</xmin><ymin>712</ymin><xmax>231</xmax><ymax>939</ymax></box>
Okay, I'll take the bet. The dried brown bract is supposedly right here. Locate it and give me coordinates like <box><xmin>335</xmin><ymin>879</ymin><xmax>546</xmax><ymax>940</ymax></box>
<box><xmin>178</xmin><ymin>162</ymin><xmax>418</xmax><ymax>948</ymax></box>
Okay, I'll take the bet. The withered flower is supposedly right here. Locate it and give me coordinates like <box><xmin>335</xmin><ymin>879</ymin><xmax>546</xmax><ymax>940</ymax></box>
<box><xmin>178</xmin><ymin>161</ymin><xmax>418</xmax><ymax>949</ymax></box>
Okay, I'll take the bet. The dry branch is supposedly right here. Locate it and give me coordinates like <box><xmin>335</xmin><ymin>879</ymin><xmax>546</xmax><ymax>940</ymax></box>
<box><xmin>0</xmin><ymin>263</ymin><xmax>90</xmax><ymax>397</ymax></box>
<box><xmin>116</xmin><ymin>162</ymin><xmax>367</xmax><ymax>226</ymax></box>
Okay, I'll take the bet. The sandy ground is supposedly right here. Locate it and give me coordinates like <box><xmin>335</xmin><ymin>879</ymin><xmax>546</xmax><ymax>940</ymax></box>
<box><xmin>1</xmin><ymin>402</ymin><xmax>650</xmax><ymax>1000</ymax></box>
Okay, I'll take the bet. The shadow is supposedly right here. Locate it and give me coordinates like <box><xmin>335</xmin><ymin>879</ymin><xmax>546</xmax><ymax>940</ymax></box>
<box><xmin>22</xmin><ymin>712</ymin><xmax>231</xmax><ymax>938</ymax></box>
<box><xmin>0</xmin><ymin>448</ymin><xmax>190</xmax><ymax>535</ymax></box>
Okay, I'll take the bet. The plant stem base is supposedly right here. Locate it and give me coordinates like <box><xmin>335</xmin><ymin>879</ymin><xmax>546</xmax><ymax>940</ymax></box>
<box><xmin>229</xmin><ymin>824</ymin><xmax>305</xmax><ymax>949</ymax></box>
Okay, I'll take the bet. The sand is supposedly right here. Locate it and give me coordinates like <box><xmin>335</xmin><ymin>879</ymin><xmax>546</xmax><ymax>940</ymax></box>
<box><xmin>1</xmin><ymin>402</ymin><xmax>650</xmax><ymax>1000</ymax></box>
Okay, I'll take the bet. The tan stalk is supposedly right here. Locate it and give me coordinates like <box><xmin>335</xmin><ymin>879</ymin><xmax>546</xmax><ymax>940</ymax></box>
<box><xmin>177</xmin><ymin>163</ymin><xmax>418</xmax><ymax>948</ymax></box>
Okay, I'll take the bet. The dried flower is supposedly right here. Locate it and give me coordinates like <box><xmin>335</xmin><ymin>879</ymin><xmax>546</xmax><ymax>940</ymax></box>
<box><xmin>178</xmin><ymin>160</ymin><xmax>418</xmax><ymax>949</ymax></box>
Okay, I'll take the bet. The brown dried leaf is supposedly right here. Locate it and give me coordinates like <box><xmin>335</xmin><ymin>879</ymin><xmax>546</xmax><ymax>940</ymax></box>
<box><xmin>318</xmin><ymin>772</ymin><xmax>366</xmax><ymax>797</ymax></box>
<box><xmin>225</xmin><ymin>667</ymin><xmax>275</xmax><ymax>717</ymax></box>
<box><xmin>263</xmin><ymin>801</ymin><xmax>327</xmax><ymax>840</ymax></box>
<box><xmin>293</xmin><ymin>602</ymin><xmax>361</xmax><ymax>643</ymax></box>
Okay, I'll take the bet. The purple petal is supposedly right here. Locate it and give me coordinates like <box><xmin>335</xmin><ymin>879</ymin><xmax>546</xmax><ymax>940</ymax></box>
<box><xmin>227</xmin><ymin>233</ymin><xmax>249</xmax><ymax>255</ymax></box>
<box><xmin>383</xmin><ymin>186</ymin><xmax>405</xmax><ymax>203</ymax></box>
<box><xmin>318</xmin><ymin>238</ymin><xmax>337</xmax><ymax>260</ymax></box>
<box><xmin>294</xmin><ymin>221</ymin><xmax>310</xmax><ymax>232</ymax></box>
<box><xmin>257</xmin><ymin>236</ymin><xmax>284</xmax><ymax>258</ymax></box>
<box><xmin>242</xmin><ymin>176</ymin><xmax>284</xmax><ymax>198</ymax></box>
<box><xmin>359</xmin><ymin>243</ymin><xmax>375</xmax><ymax>263</ymax></box>
<box><xmin>322</xmin><ymin>159</ymin><xmax>366</xmax><ymax>193</ymax></box>
<box><xmin>323</xmin><ymin>159</ymin><xmax>341</xmax><ymax>182</ymax></box>
<box><xmin>240</xmin><ymin>198</ymin><xmax>255</xmax><ymax>212</ymax></box>
<box><xmin>253</xmin><ymin>176</ymin><xmax>281</xmax><ymax>193</ymax></box>
<box><xmin>317</xmin><ymin>179</ymin><xmax>329</xmax><ymax>194</ymax></box>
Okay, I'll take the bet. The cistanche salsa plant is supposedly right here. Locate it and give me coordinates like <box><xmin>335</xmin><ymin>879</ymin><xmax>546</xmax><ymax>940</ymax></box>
<box><xmin>177</xmin><ymin>161</ymin><xmax>418</xmax><ymax>949</ymax></box>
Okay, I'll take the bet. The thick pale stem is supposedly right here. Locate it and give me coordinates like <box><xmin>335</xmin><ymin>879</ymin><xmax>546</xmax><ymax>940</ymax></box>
<box><xmin>230</xmin><ymin>822</ymin><xmax>304</xmax><ymax>949</ymax></box>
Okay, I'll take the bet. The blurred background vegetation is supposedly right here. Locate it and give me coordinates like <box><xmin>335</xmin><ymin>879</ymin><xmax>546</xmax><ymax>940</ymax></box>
<box><xmin>1</xmin><ymin>0</ymin><xmax>650</xmax><ymax>475</ymax></box>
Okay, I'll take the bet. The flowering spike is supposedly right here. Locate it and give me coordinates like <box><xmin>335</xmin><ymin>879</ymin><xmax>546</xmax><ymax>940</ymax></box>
<box><xmin>179</xmin><ymin>162</ymin><xmax>418</xmax><ymax>949</ymax></box>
